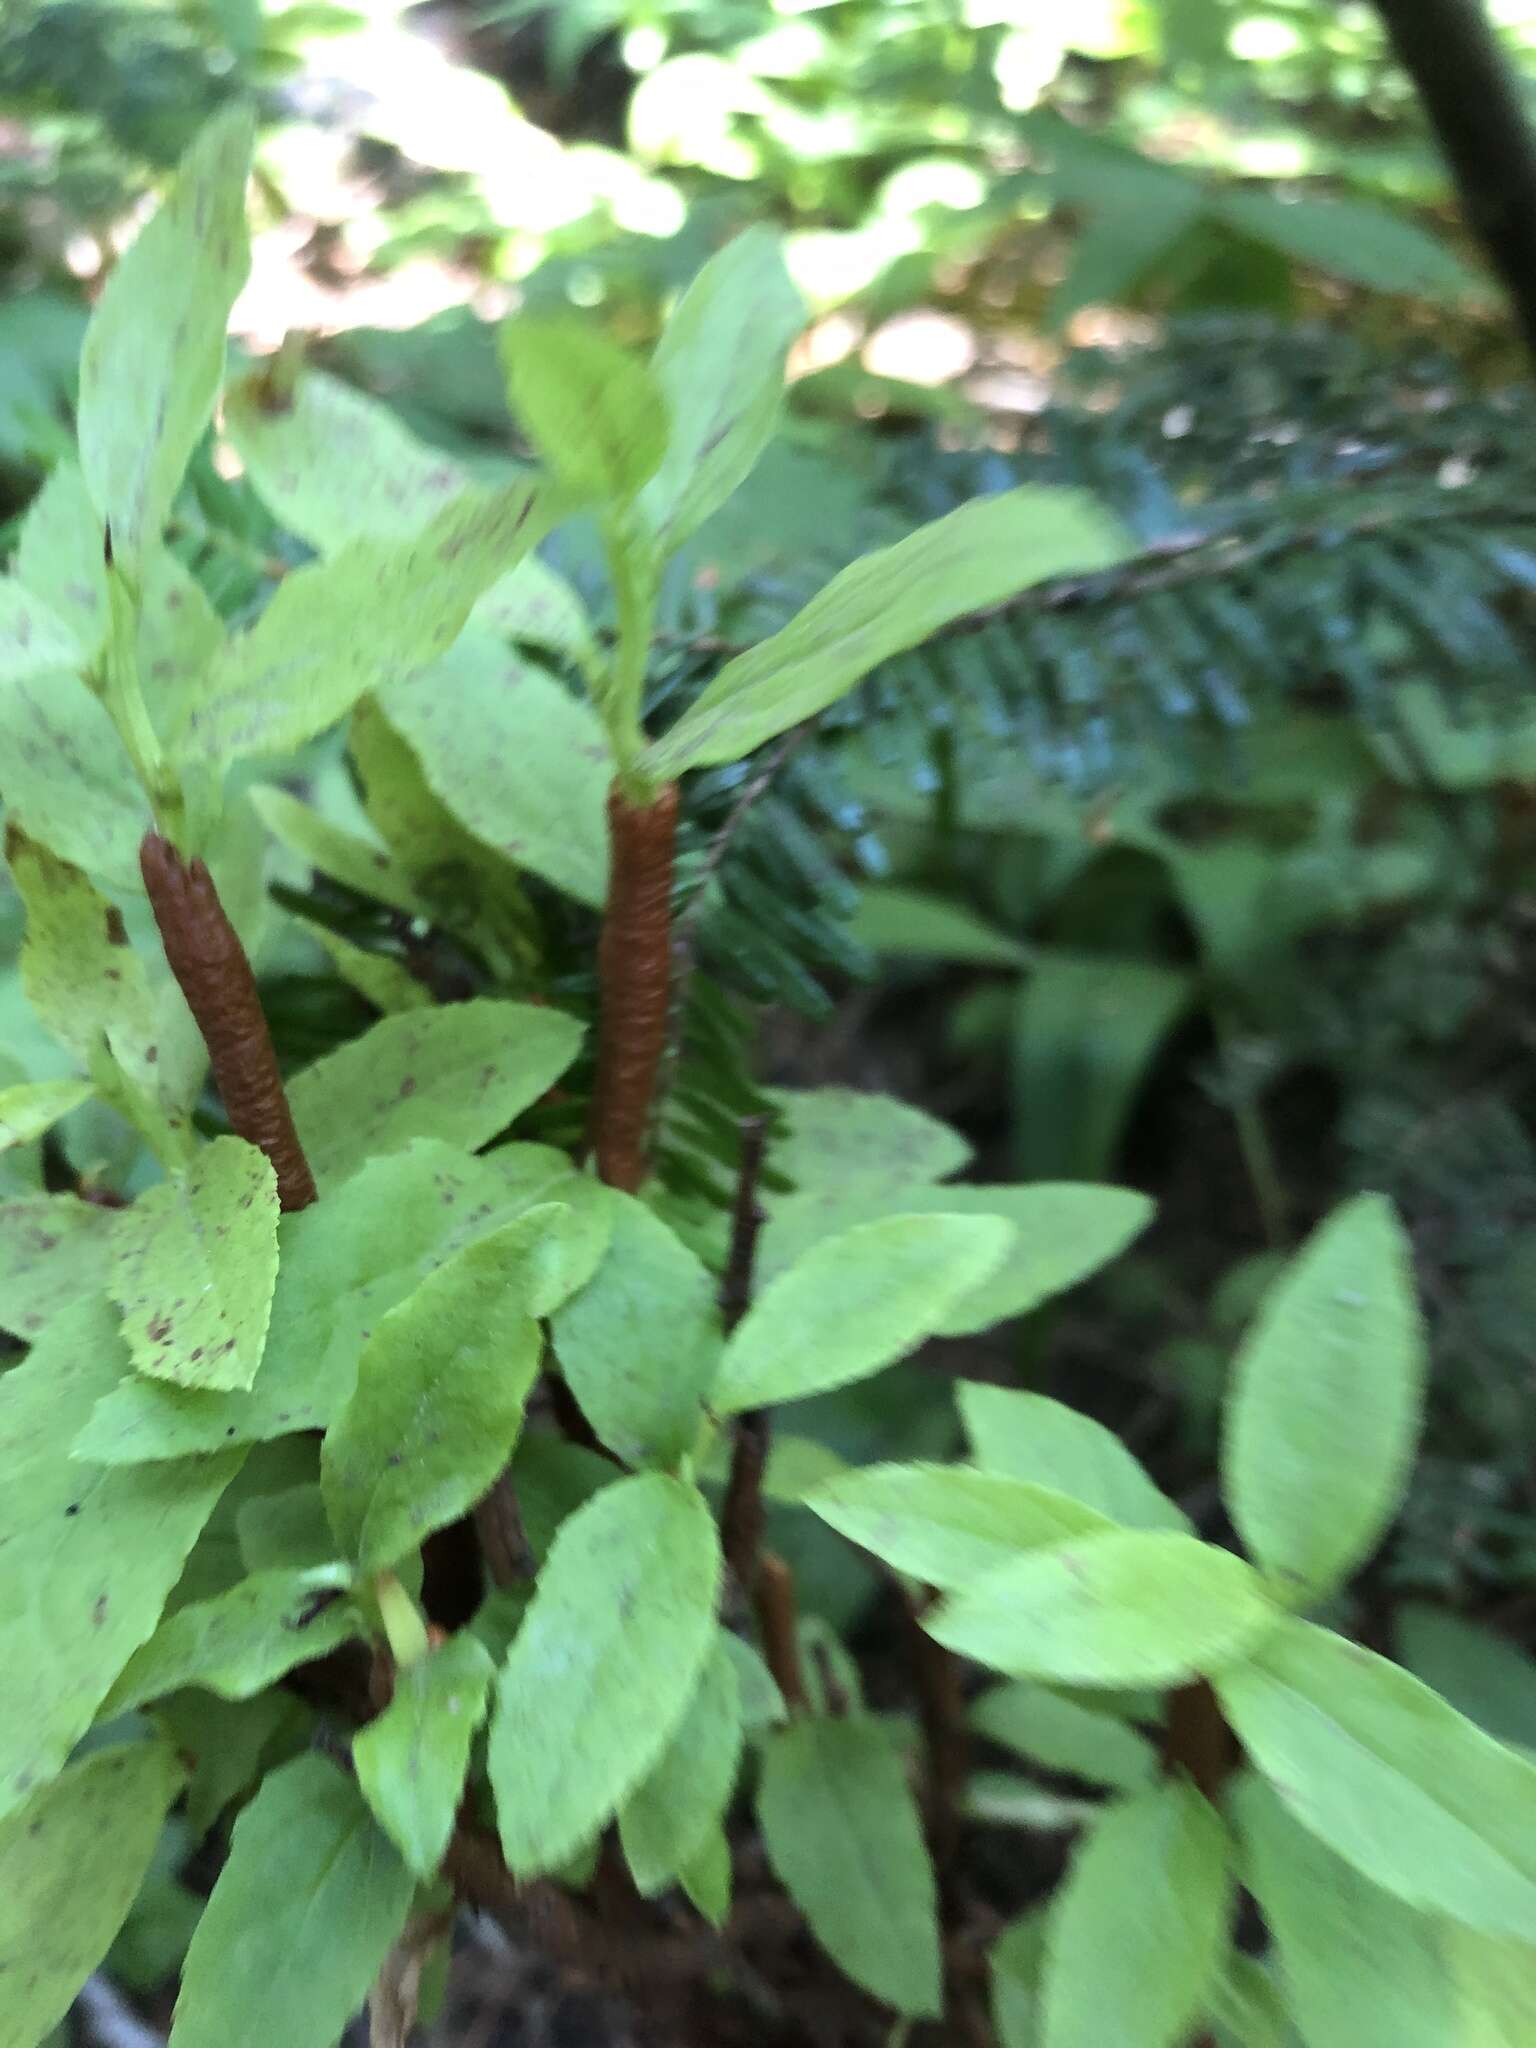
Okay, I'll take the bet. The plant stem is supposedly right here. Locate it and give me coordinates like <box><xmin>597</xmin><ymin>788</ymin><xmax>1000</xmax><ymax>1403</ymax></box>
<box><xmin>755</xmin><ymin>1552</ymin><xmax>808</xmax><ymax>1713</ymax></box>
<box><xmin>1163</xmin><ymin>1679</ymin><xmax>1235</xmax><ymax>2048</ymax></box>
<box><xmin>1373</xmin><ymin>0</ymin><xmax>1536</xmax><ymax>372</ymax></box>
<box><xmin>897</xmin><ymin>1587</ymin><xmax>969</xmax><ymax>1879</ymax></box>
<box><xmin>589</xmin><ymin>779</ymin><xmax>680</xmax><ymax>1193</ymax></box>
<box><xmin>139</xmin><ymin>831</ymin><xmax>317</xmax><ymax>1210</ymax></box>
<box><xmin>720</xmin><ymin>1116</ymin><xmax>772</xmax><ymax>1595</ymax></box>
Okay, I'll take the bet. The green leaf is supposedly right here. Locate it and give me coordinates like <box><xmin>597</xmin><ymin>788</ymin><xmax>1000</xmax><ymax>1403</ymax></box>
<box><xmin>289</xmin><ymin>999</ymin><xmax>582</xmax><ymax>1190</ymax></box>
<box><xmin>0</xmin><ymin>578</ymin><xmax>80</xmax><ymax>684</ymax></box>
<box><xmin>14</xmin><ymin>463</ymin><xmax>107</xmax><ymax>658</ymax></box>
<box><xmin>169</xmin><ymin>1753</ymin><xmax>414</xmax><ymax>2048</ymax></box>
<box><xmin>108</xmin><ymin>1138</ymin><xmax>280</xmax><ymax>1392</ymax></box>
<box><xmin>353</xmin><ymin>1631</ymin><xmax>496</xmax><ymax>1877</ymax></box>
<box><xmin>1215</xmin><ymin>1617</ymin><xmax>1536</xmax><ymax>1937</ymax></box>
<box><xmin>679</xmin><ymin>1823</ymin><xmax>733</xmax><ymax>1928</ymax></box>
<box><xmin>756</xmin><ymin>1713</ymin><xmax>942</xmax><ymax>2017</ymax></box>
<box><xmin>224</xmin><ymin>366</ymin><xmax>593</xmax><ymax>663</ymax></box>
<box><xmin>971</xmin><ymin>1681</ymin><xmax>1159</xmax><ymax>1791</ymax></box>
<box><xmin>102</xmin><ymin>1565</ymin><xmax>359</xmax><ymax>1713</ymax></box>
<box><xmin>0</xmin><ymin>1193</ymin><xmax>114</xmax><ymax>1339</ymax></box>
<box><xmin>769</xmin><ymin>1085</ymin><xmax>970</xmax><ymax>1189</ymax></box>
<box><xmin>712</xmin><ymin>1213</ymin><xmax>1011</xmax><ymax>1414</ymax></box>
<box><xmin>929</xmin><ymin>1531</ymin><xmax>1279</xmax><ymax>1686</ymax></box>
<box><xmin>0</xmin><ymin>1742</ymin><xmax>184</xmax><ymax>2048</ymax></box>
<box><xmin>77</xmin><ymin>106</ymin><xmax>254</xmax><ymax>573</ymax></box>
<box><xmin>959</xmin><ymin>1384</ymin><xmax>1190</xmax><ymax>1533</ymax></box>
<box><xmin>619</xmin><ymin>1637</ymin><xmax>742</xmax><ymax>1895</ymax></box>
<box><xmin>486</xmin><ymin>1474</ymin><xmax>720</xmax><ymax>1877</ymax></box>
<box><xmin>992</xmin><ymin>1912</ymin><xmax>1047</xmax><ymax>2048</ymax></box>
<box><xmin>0</xmin><ymin>678</ymin><xmax>151</xmax><ymax>890</ymax></box>
<box><xmin>807</xmin><ymin>1462</ymin><xmax>1111</xmax><ymax>1590</ymax></box>
<box><xmin>379</xmin><ymin>630</ymin><xmax>610</xmax><ymax>907</ymax></box>
<box><xmin>0</xmin><ymin>1077</ymin><xmax>92</xmax><ymax>1151</ymax></box>
<box><xmin>646</xmin><ymin>488</ymin><xmax>1136</xmax><ymax>774</ymax></box>
<box><xmin>182</xmin><ymin>476</ymin><xmax>572</xmax><ymax>765</ymax></box>
<box><xmin>850</xmin><ymin>882</ymin><xmax>1031</xmax><ymax>967</ymax></box>
<box><xmin>501</xmin><ymin>315</ymin><xmax>669</xmax><ymax>506</ymax></box>
<box><xmin>320</xmin><ymin>1213</ymin><xmax>551</xmax><ymax>1574</ymax></box>
<box><xmin>74</xmin><ymin>1140</ymin><xmax>550</xmax><ymax>1461</ymax></box>
<box><xmin>250</xmin><ymin>784</ymin><xmax>421</xmax><ymax>918</ymax></box>
<box><xmin>1013</xmin><ymin>950</ymin><xmax>1194</xmax><ymax>1180</ymax></box>
<box><xmin>1396</xmin><ymin>1605</ymin><xmax>1536</xmax><ymax>1752</ymax></box>
<box><xmin>1223</xmin><ymin>1194</ymin><xmax>1425</xmax><ymax>1605</ymax></box>
<box><xmin>550</xmin><ymin>1191</ymin><xmax>721</xmax><ymax>1466</ymax></box>
<box><xmin>1232</xmin><ymin>1771</ymin><xmax>1461</xmax><ymax>2048</ymax></box>
<box><xmin>1042</xmin><ymin>1778</ymin><xmax>1231</xmax><ymax>2048</ymax></box>
<box><xmin>762</xmin><ymin>1183</ymin><xmax>1155</xmax><ymax>1338</ymax></box>
<box><xmin>1216</xmin><ymin>190</ymin><xmax>1485</xmax><ymax>300</ymax></box>
<box><xmin>1209</xmin><ymin>1957</ymin><xmax>1300</xmax><ymax>2048</ymax></box>
<box><xmin>641</xmin><ymin>227</ymin><xmax>803</xmax><ymax>551</ymax></box>
<box><xmin>0</xmin><ymin>1295</ymin><xmax>238</xmax><ymax>1819</ymax></box>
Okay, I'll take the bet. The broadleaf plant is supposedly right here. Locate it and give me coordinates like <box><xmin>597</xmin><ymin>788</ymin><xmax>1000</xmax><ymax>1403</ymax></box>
<box><xmin>1</xmin><ymin>107</ymin><xmax>1533</xmax><ymax>2048</ymax></box>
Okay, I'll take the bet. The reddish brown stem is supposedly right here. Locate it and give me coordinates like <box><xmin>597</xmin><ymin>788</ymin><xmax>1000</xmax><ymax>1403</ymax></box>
<box><xmin>1163</xmin><ymin>1680</ymin><xmax>1236</xmax><ymax>2048</ymax></box>
<box><xmin>590</xmin><ymin>780</ymin><xmax>679</xmax><ymax>1193</ymax></box>
<box><xmin>898</xmin><ymin>1587</ymin><xmax>969</xmax><ymax>1879</ymax></box>
<box><xmin>139</xmin><ymin>832</ymin><xmax>317</xmax><ymax>1211</ymax></box>
<box><xmin>755</xmin><ymin>1552</ymin><xmax>808</xmax><ymax>1713</ymax></box>
<box><xmin>719</xmin><ymin>1116</ymin><xmax>772</xmax><ymax>1597</ymax></box>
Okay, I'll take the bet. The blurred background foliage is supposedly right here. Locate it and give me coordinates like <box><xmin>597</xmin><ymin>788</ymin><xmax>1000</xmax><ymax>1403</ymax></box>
<box><xmin>9</xmin><ymin>0</ymin><xmax>1536</xmax><ymax>1848</ymax></box>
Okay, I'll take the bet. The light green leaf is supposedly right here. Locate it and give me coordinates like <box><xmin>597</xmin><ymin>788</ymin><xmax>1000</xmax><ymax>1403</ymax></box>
<box><xmin>713</xmin><ymin>1213</ymin><xmax>1011</xmax><ymax>1414</ymax></box>
<box><xmin>501</xmin><ymin>315</ymin><xmax>668</xmax><ymax>506</ymax></box>
<box><xmin>1216</xmin><ymin>1617</ymin><xmax>1536</xmax><ymax>1937</ymax></box>
<box><xmin>642</xmin><ymin>226</ymin><xmax>803</xmax><ymax>550</ymax></box>
<box><xmin>1217</xmin><ymin>189</ymin><xmax>1485</xmax><ymax>301</ymax></box>
<box><xmin>646</xmin><ymin>488</ymin><xmax>1136</xmax><ymax>774</ymax></box>
<box><xmin>0</xmin><ymin>1742</ymin><xmax>184</xmax><ymax>2048</ymax></box>
<box><xmin>0</xmin><ymin>1077</ymin><xmax>92</xmax><ymax>1152</ymax></box>
<box><xmin>288</xmin><ymin>998</ymin><xmax>582</xmax><ymax>1190</ymax></box>
<box><xmin>321</xmin><ymin>1213</ymin><xmax>550</xmax><ymax>1573</ymax></box>
<box><xmin>0</xmin><ymin>672</ymin><xmax>151</xmax><ymax>889</ymax></box>
<box><xmin>236</xmin><ymin>1483</ymin><xmax>336</xmax><ymax>1574</ymax></box>
<box><xmin>619</xmin><ymin>1637</ymin><xmax>742</xmax><ymax>1895</ymax></box>
<box><xmin>1232</xmin><ymin>1771</ymin><xmax>1459</xmax><ymax>2048</ymax></box>
<box><xmin>1042</xmin><ymin>1777</ymin><xmax>1230</xmax><ymax>2048</ymax></box>
<box><xmin>757</xmin><ymin>1713</ymin><xmax>941</xmax><ymax>2018</ymax></box>
<box><xmin>769</xmin><ymin>1085</ymin><xmax>970</xmax><ymax>1189</ymax></box>
<box><xmin>761</xmin><ymin>1182</ymin><xmax>1154</xmax><ymax>1337</ymax></box>
<box><xmin>103</xmin><ymin>1565</ymin><xmax>359</xmax><ymax>1713</ymax></box>
<box><xmin>0</xmin><ymin>577</ymin><xmax>80</xmax><ymax>683</ymax></box>
<box><xmin>959</xmin><ymin>1384</ymin><xmax>1190</xmax><ymax>1533</ymax></box>
<box><xmin>14</xmin><ymin>462</ymin><xmax>107</xmax><ymax>658</ymax></box>
<box><xmin>379</xmin><ymin>630</ymin><xmax>610</xmax><ymax>907</ymax></box>
<box><xmin>353</xmin><ymin>1632</ymin><xmax>496</xmax><ymax>1877</ymax></box>
<box><xmin>807</xmin><ymin>1461</ymin><xmax>1111</xmax><ymax>1590</ymax></box>
<box><xmin>1210</xmin><ymin>1956</ymin><xmax>1301</xmax><ymax>2048</ymax></box>
<box><xmin>929</xmin><ymin>1531</ymin><xmax>1279</xmax><ymax>1686</ymax></box>
<box><xmin>169</xmin><ymin>1753</ymin><xmax>414</xmax><ymax>2048</ymax></box>
<box><xmin>487</xmin><ymin>1474</ymin><xmax>720</xmax><ymax>1876</ymax></box>
<box><xmin>1223</xmin><ymin>1194</ymin><xmax>1425</xmax><ymax>1604</ymax></box>
<box><xmin>224</xmin><ymin>365</ymin><xmax>593</xmax><ymax>662</ymax></box>
<box><xmin>77</xmin><ymin>106</ymin><xmax>254</xmax><ymax>574</ymax></box>
<box><xmin>0</xmin><ymin>1294</ymin><xmax>238</xmax><ymax>1819</ymax></box>
<box><xmin>972</xmin><ymin>1681</ymin><xmax>1159</xmax><ymax>1791</ymax></box>
<box><xmin>73</xmin><ymin>1141</ymin><xmax>548</xmax><ymax>1461</ymax></box>
<box><xmin>992</xmin><ymin>1912</ymin><xmax>1047</xmax><ymax>2048</ymax></box>
<box><xmin>551</xmin><ymin>1190</ymin><xmax>721</xmax><ymax>1466</ymax></box>
<box><xmin>720</xmin><ymin>1630</ymin><xmax>786</xmax><ymax>1732</ymax></box>
<box><xmin>183</xmin><ymin>476</ymin><xmax>572</xmax><ymax>765</ymax></box>
<box><xmin>1396</xmin><ymin>1604</ymin><xmax>1536</xmax><ymax>1752</ymax></box>
<box><xmin>850</xmin><ymin>882</ymin><xmax>1031</xmax><ymax>967</ymax></box>
<box><xmin>0</xmin><ymin>1193</ymin><xmax>114</xmax><ymax>1339</ymax></box>
<box><xmin>108</xmin><ymin>1137</ymin><xmax>280</xmax><ymax>1392</ymax></box>
<box><xmin>1014</xmin><ymin>950</ymin><xmax>1194</xmax><ymax>1180</ymax></box>
<box><xmin>679</xmin><ymin>1822</ymin><xmax>733</xmax><ymax>1928</ymax></box>
<box><xmin>137</xmin><ymin>547</ymin><xmax>227</xmax><ymax>741</ymax></box>
<box><xmin>250</xmin><ymin>784</ymin><xmax>422</xmax><ymax>918</ymax></box>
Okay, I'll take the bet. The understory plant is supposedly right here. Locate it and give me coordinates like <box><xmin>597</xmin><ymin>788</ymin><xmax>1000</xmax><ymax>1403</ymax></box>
<box><xmin>1</xmin><ymin>108</ymin><xmax>1535</xmax><ymax>2048</ymax></box>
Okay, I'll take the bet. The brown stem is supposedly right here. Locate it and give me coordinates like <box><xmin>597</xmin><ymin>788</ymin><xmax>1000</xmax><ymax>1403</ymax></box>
<box><xmin>472</xmin><ymin>1471</ymin><xmax>537</xmax><ymax>1587</ymax></box>
<box><xmin>590</xmin><ymin>780</ymin><xmax>679</xmax><ymax>1193</ymax></box>
<box><xmin>1373</xmin><ymin>0</ymin><xmax>1536</xmax><ymax>372</ymax></box>
<box><xmin>719</xmin><ymin>1116</ymin><xmax>772</xmax><ymax>1597</ymax></box>
<box><xmin>897</xmin><ymin>1587</ymin><xmax>968</xmax><ymax>1879</ymax></box>
<box><xmin>754</xmin><ymin>1552</ymin><xmax>807</xmax><ymax>1713</ymax></box>
<box><xmin>1162</xmin><ymin>1680</ymin><xmax>1236</xmax><ymax>2048</ymax></box>
<box><xmin>139</xmin><ymin>831</ymin><xmax>316</xmax><ymax>1211</ymax></box>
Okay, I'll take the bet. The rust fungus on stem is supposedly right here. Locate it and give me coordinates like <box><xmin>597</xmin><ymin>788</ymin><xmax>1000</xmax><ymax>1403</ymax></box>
<box><xmin>139</xmin><ymin>831</ymin><xmax>317</xmax><ymax>1212</ymax></box>
<box><xmin>590</xmin><ymin>779</ymin><xmax>679</xmax><ymax>1193</ymax></box>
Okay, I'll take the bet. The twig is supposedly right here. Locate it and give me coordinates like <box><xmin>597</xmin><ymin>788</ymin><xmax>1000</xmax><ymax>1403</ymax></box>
<box><xmin>720</xmin><ymin>1117</ymin><xmax>772</xmax><ymax>1599</ymax></box>
<box><xmin>139</xmin><ymin>831</ymin><xmax>317</xmax><ymax>1211</ymax></box>
<box><xmin>754</xmin><ymin>1554</ymin><xmax>808</xmax><ymax>1713</ymax></box>
<box><xmin>1162</xmin><ymin>1679</ymin><xmax>1236</xmax><ymax>2048</ymax></box>
<box><xmin>896</xmin><ymin>1587</ymin><xmax>968</xmax><ymax>1880</ymax></box>
<box><xmin>590</xmin><ymin>781</ymin><xmax>680</xmax><ymax>1193</ymax></box>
